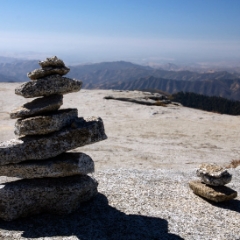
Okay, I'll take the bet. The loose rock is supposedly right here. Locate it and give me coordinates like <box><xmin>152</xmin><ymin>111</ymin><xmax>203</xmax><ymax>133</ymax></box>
<box><xmin>0</xmin><ymin>175</ymin><xmax>98</xmax><ymax>221</ymax></box>
<box><xmin>189</xmin><ymin>180</ymin><xmax>237</xmax><ymax>202</ymax></box>
<box><xmin>14</xmin><ymin>108</ymin><xmax>78</xmax><ymax>136</ymax></box>
<box><xmin>0</xmin><ymin>152</ymin><xmax>94</xmax><ymax>179</ymax></box>
<box><xmin>15</xmin><ymin>75</ymin><xmax>82</xmax><ymax>98</ymax></box>
<box><xmin>38</xmin><ymin>56</ymin><xmax>66</xmax><ymax>68</ymax></box>
<box><xmin>10</xmin><ymin>94</ymin><xmax>63</xmax><ymax>119</ymax></box>
<box><xmin>0</xmin><ymin>117</ymin><xmax>107</xmax><ymax>165</ymax></box>
<box><xmin>27</xmin><ymin>67</ymin><xmax>70</xmax><ymax>80</ymax></box>
<box><xmin>196</xmin><ymin>163</ymin><xmax>232</xmax><ymax>186</ymax></box>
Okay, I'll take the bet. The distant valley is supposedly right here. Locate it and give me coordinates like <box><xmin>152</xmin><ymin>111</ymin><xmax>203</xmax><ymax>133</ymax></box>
<box><xmin>0</xmin><ymin>57</ymin><xmax>240</xmax><ymax>100</ymax></box>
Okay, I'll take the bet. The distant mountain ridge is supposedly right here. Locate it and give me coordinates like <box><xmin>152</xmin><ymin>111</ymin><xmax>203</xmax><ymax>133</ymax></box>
<box><xmin>0</xmin><ymin>58</ymin><xmax>240</xmax><ymax>100</ymax></box>
<box><xmin>96</xmin><ymin>76</ymin><xmax>240</xmax><ymax>101</ymax></box>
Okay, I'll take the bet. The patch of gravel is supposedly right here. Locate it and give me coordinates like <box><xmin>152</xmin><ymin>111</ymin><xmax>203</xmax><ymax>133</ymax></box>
<box><xmin>0</xmin><ymin>168</ymin><xmax>239</xmax><ymax>239</ymax></box>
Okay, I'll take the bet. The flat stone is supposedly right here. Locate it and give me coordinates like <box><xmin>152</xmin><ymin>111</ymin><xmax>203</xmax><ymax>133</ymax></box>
<box><xmin>0</xmin><ymin>175</ymin><xmax>98</xmax><ymax>221</ymax></box>
<box><xmin>10</xmin><ymin>94</ymin><xmax>63</xmax><ymax>119</ymax></box>
<box><xmin>14</xmin><ymin>108</ymin><xmax>78</xmax><ymax>136</ymax></box>
<box><xmin>27</xmin><ymin>67</ymin><xmax>70</xmax><ymax>80</ymax></box>
<box><xmin>0</xmin><ymin>152</ymin><xmax>94</xmax><ymax>179</ymax></box>
<box><xmin>196</xmin><ymin>163</ymin><xmax>232</xmax><ymax>186</ymax></box>
<box><xmin>15</xmin><ymin>76</ymin><xmax>82</xmax><ymax>98</ymax></box>
<box><xmin>0</xmin><ymin>117</ymin><xmax>107</xmax><ymax>165</ymax></box>
<box><xmin>189</xmin><ymin>180</ymin><xmax>237</xmax><ymax>202</ymax></box>
<box><xmin>38</xmin><ymin>56</ymin><xmax>66</xmax><ymax>68</ymax></box>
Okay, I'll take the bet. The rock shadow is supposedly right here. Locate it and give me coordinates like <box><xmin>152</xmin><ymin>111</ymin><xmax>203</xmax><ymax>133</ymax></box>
<box><xmin>0</xmin><ymin>193</ymin><xmax>183</xmax><ymax>240</ymax></box>
<box><xmin>206</xmin><ymin>198</ymin><xmax>240</xmax><ymax>214</ymax></box>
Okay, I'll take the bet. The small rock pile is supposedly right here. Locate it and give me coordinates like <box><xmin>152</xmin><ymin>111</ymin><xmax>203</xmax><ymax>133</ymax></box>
<box><xmin>0</xmin><ymin>56</ymin><xmax>107</xmax><ymax>221</ymax></box>
<box><xmin>189</xmin><ymin>163</ymin><xmax>237</xmax><ymax>202</ymax></box>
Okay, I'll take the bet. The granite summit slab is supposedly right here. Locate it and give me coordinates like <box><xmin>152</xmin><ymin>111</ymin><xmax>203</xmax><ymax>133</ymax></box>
<box><xmin>15</xmin><ymin>75</ymin><xmax>82</xmax><ymax>98</ymax></box>
<box><xmin>0</xmin><ymin>175</ymin><xmax>98</xmax><ymax>221</ymax></box>
<box><xmin>14</xmin><ymin>108</ymin><xmax>78</xmax><ymax>136</ymax></box>
<box><xmin>0</xmin><ymin>117</ymin><xmax>107</xmax><ymax>165</ymax></box>
<box><xmin>10</xmin><ymin>94</ymin><xmax>63</xmax><ymax>119</ymax></box>
<box><xmin>0</xmin><ymin>152</ymin><xmax>94</xmax><ymax>179</ymax></box>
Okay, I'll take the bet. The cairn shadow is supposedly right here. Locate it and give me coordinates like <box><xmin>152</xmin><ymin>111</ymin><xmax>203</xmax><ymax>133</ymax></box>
<box><xmin>205</xmin><ymin>198</ymin><xmax>240</xmax><ymax>214</ymax></box>
<box><xmin>0</xmin><ymin>193</ymin><xmax>183</xmax><ymax>240</ymax></box>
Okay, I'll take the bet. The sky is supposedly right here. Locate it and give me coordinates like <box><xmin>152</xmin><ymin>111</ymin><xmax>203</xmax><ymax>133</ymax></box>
<box><xmin>0</xmin><ymin>0</ymin><xmax>240</xmax><ymax>65</ymax></box>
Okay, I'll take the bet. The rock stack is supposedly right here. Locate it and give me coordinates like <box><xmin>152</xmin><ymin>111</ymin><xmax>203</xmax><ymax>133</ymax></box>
<box><xmin>0</xmin><ymin>56</ymin><xmax>107</xmax><ymax>221</ymax></box>
<box><xmin>189</xmin><ymin>163</ymin><xmax>237</xmax><ymax>202</ymax></box>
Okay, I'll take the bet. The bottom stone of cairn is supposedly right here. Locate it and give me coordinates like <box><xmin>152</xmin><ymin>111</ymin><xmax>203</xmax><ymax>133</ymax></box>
<box><xmin>189</xmin><ymin>180</ymin><xmax>237</xmax><ymax>202</ymax></box>
<box><xmin>0</xmin><ymin>175</ymin><xmax>98</xmax><ymax>221</ymax></box>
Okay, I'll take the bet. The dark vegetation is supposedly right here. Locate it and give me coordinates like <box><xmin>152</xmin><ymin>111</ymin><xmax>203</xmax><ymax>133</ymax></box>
<box><xmin>171</xmin><ymin>91</ymin><xmax>240</xmax><ymax>115</ymax></box>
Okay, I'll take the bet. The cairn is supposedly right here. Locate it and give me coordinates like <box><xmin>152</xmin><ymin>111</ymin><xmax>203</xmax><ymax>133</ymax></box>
<box><xmin>0</xmin><ymin>56</ymin><xmax>107</xmax><ymax>221</ymax></box>
<box><xmin>189</xmin><ymin>163</ymin><xmax>237</xmax><ymax>202</ymax></box>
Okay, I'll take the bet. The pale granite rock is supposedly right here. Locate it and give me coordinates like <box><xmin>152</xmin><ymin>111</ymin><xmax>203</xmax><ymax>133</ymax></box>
<box><xmin>0</xmin><ymin>152</ymin><xmax>94</xmax><ymax>179</ymax></box>
<box><xmin>0</xmin><ymin>117</ymin><xmax>107</xmax><ymax>165</ymax></box>
<box><xmin>14</xmin><ymin>108</ymin><xmax>78</xmax><ymax>136</ymax></box>
<box><xmin>189</xmin><ymin>180</ymin><xmax>237</xmax><ymax>202</ymax></box>
<box><xmin>0</xmin><ymin>175</ymin><xmax>98</xmax><ymax>221</ymax></box>
<box><xmin>15</xmin><ymin>76</ymin><xmax>82</xmax><ymax>98</ymax></box>
<box><xmin>196</xmin><ymin>163</ymin><xmax>232</xmax><ymax>186</ymax></box>
<box><xmin>10</xmin><ymin>94</ymin><xmax>63</xmax><ymax>119</ymax></box>
<box><xmin>38</xmin><ymin>56</ymin><xmax>66</xmax><ymax>68</ymax></box>
<box><xmin>27</xmin><ymin>67</ymin><xmax>70</xmax><ymax>80</ymax></box>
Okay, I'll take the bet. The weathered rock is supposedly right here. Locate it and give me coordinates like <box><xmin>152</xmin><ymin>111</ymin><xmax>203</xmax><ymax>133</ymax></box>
<box><xmin>10</xmin><ymin>94</ymin><xmax>63</xmax><ymax>119</ymax></box>
<box><xmin>15</xmin><ymin>76</ymin><xmax>82</xmax><ymax>98</ymax></box>
<box><xmin>0</xmin><ymin>175</ymin><xmax>98</xmax><ymax>221</ymax></box>
<box><xmin>27</xmin><ymin>67</ymin><xmax>70</xmax><ymax>80</ymax></box>
<box><xmin>15</xmin><ymin>108</ymin><xmax>78</xmax><ymax>136</ymax></box>
<box><xmin>0</xmin><ymin>117</ymin><xmax>107</xmax><ymax>165</ymax></box>
<box><xmin>189</xmin><ymin>180</ymin><xmax>237</xmax><ymax>202</ymax></box>
<box><xmin>0</xmin><ymin>152</ymin><xmax>94</xmax><ymax>179</ymax></box>
<box><xmin>38</xmin><ymin>56</ymin><xmax>66</xmax><ymax>68</ymax></box>
<box><xmin>196</xmin><ymin>163</ymin><xmax>232</xmax><ymax>186</ymax></box>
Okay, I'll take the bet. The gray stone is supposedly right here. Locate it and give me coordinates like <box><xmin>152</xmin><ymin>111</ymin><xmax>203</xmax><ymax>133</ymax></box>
<box><xmin>38</xmin><ymin>56</ymin><xmax>66</xmax><ymax>68</ymax></box>
<box><xmin>10</xmin><ymin>94</ymin><xmax>63</xmax><ymax>119</ymax></box>
<box><xmin>0</xmin><ymin>175</ymin><xmax>98</xmax><ymax>221</ymax></box>
<box><xmin>15</xmin><ymin>76</ymin><xmax>82</xmax><ymax>98</ymax></box>
<box><xmin>27</xmin><ymin>67</ymin><xmax>70</xmax><ymax>80</ymax></box>
<box><xmin>14</xmin><ymin>108</ymin><xmax>78</xmax><ymax>136</ymax></box>
<box><xmin>0</xmin><ymin>152</ymin><xmax>94</xmax><ymax>179</ymax></box>
<box><xmin>0</xmin><ymin>117</ymin><xmax>107</xmax><ymax>165</ymax></box>
<box><xmin>189</xmin><ymin>180</ymin><xmax>237</xmax><ymax>202</ymax></box>
<box><xmin>196</xmin><ymin>163</ymin><xmax>232</xmax><ymax>186</ymax></box>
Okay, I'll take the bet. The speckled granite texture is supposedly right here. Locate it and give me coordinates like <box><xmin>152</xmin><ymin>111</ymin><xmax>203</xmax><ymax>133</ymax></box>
<box><xmin>38</xmin><ymin>56</ymin><xmax>66</xmax><ymax>68</ymax></box>
<box><xmin>10</xmin><ymin>94</ymin><xmax>63</xmax><ymax>119</ymax></box>
<box><xmin>14</xmin><ymin>108</ymin><xmax>78</xmax><ymax>136</ymax></box>
<box><xmin>27</xmin><ymin>67</ymin><xmax>70</xmax><ymax>80</ymax></box>
<box><xmin>196</xmin><ymin>163</ymin><xmax>232</xmax><ymax>186</ymax></box>
<box><xmin>15</xmin><ymin>76</ymin><xmax>82</xmax><ymax>98</ymax></box>
<box><xmin>0</xmin><ymin>117</ymin><xmax>107</xmax><ymax>165</ymax></box>
<box><xmin>0</xmin><ymin>175</ymin><xmax>98</xmax><ymax>221</ymax></box>
<box><xmin>0</xmin><ymin>152</ymin><xmax>94</xmax><ymax>179</ymax></box>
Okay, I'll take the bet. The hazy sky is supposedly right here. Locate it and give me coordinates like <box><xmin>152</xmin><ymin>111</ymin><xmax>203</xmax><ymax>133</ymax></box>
<box><xmin>0</xmin><ymin>0</ymin><xmax>240</xmax><ymax>65</ymax></box>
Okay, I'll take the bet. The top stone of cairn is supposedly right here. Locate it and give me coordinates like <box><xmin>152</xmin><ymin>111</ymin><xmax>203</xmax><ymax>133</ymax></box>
<box><xmin>27</xmin><ymin>56</ymin><xmax>70</xmax><ymax>80</ymax></box>
<box><xmin>196</xmin><ymin>163</ymin><xmax>232</xmax><ymax>186</ymax></box>
<box><xmin>39</xmin><ymin>56</ymin><xmax>66</xmax><ymax>68</ymax></box>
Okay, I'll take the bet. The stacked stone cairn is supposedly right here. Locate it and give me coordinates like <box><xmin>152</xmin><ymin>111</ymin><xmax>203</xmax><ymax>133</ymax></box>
<box><xmin>0</xmin><ymin>56</ymin><xmax>107</xmax><ymax>221</ymax></box>
<box><xmin>189</xmin><ymin>163</ymin><xmax>237</xmax><ymax>202</ymax></box>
